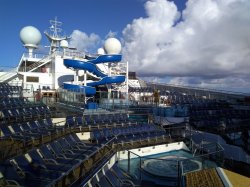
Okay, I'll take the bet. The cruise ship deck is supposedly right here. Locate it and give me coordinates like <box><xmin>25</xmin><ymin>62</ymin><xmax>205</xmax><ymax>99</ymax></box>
<box><xmin>0</xmin><ymin>81</ymin><xmax>250</xmax><ymax>187</ymax></box>
<box><xmin>0</xmin><ymin>18</ymin><xmax>250</xmax><ymax>187</ymax></box>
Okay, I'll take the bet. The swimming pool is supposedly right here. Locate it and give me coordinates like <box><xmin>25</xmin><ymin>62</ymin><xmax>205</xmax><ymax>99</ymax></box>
<box><xmin>118</xmin><ymin>149</ymin><xmax>217</xmax><ymax>186</ymax></box>
<box><xmin>141</xmin><ymin>155</ymin><xmax>201</xmax><ymax>178</ymax></box>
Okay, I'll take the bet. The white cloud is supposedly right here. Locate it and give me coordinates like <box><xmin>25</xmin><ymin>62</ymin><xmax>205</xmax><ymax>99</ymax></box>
<box><xmin>122</xmin><ymin>0</ymin><xmax>250</xmax><ymax>92</ymax></box>
<box><xmin>69</xmin><ymin>30</ymin><xmax>101</xmax><ymax>53</ymax></box>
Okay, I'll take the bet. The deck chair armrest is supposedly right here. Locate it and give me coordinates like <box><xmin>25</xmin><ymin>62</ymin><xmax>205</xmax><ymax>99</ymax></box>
<box><xmin>44</xmin><ymin>158</ymin><xmax>58</xmax><ymax>165</ymax></box>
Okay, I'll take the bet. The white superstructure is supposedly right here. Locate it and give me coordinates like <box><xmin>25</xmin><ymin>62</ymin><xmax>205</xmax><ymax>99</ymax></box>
<box><xmin>0</xmin><ymin>18</ymin><xmax>130</xmax><ymax>100</ymax></box>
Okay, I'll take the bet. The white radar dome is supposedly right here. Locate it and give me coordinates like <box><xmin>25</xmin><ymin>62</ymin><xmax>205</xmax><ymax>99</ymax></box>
<box><xmin>97</xmin><ymin>48</ymin><xmax>105</xmax><ymax>55</ymax></box>
<box><xmin>60</xmin><ymin>40</ymin><xmax>68</xmax><ymax>48</ymax></box>
<box><xmin>104</xmin><ymin>38</ymin><xmax>121</xmax><ymax>54</ymax></box>
<box><xmin>20</xmin><ymin>26</ymin><xmax>42</xmax><ymax>47</ymax></box>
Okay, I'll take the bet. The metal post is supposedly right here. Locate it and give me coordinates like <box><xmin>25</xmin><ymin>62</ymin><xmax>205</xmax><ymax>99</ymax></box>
<box><xmin>25</xmin><ymin>59</ymin><xmax>27</xmax><ymax>72</ymax></box>
<box><xmin>139</xmin><ymin>156</ymin><xmax>142</xmax><ymax>182</ymax></box>
<box><xmin>126</xmin><ymin>61</ymin><xmax>129</xmax><ymax>102</ymax></box>
<box><xmin>84</xmin><ymin>70</ymin><xmax>87</xmax><ymax>86</ymax></box>
<box><xmin>112</xmin><ymin>92</ymin><xmax>114</xmax><ymax>110</ymax></box>
<box><xmin>108</xmin><ymin>62</ymin><xmax>111</xmax><ymax>99</ymax></box>
<box><xmin>177</xmin><ymin>160</ymin><xmax>180</xmax><ymax>187</ymax></box>
<box><xmin>128</xmin><ymin>151</ymin><xmax>131</xmax><ymax>173</ymax></box>
<box><xmin>75</xmin><ymin>70</ymin><xmax>79</xmax><ymax>82</ymax></box>
<box><xmin>190</xmin><ymin>124</ymin><xmax>192</xmax><ymax>151</ymax></box>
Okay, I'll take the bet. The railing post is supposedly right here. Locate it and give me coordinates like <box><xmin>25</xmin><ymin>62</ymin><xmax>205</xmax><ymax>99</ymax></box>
<box><xmin>128</xmin><ymin>151</ymin><xmax>130</xmax><ymax>174</ymax></box>
<box><xmin>177</xmin><ymin>160</ymin><xmax>180</xmax><ymax>187</ymax></box>
<box><xmin>139</xmin><ymin>156</ymin><xmax>142</xmax><ymax>182</ymax></box>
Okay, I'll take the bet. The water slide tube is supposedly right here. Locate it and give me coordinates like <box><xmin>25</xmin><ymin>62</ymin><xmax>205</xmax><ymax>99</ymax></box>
<box><xmin>63</xmin><ymin>54</ymin><xmax>125</xmax><ymax>96</ymax></box>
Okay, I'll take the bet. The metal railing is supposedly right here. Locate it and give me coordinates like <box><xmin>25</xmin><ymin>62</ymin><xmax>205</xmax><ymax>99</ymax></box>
<box><xmin>0</xmin><ymin>68</ymin><xmax>18</xmax><ymax>82</ymax></box>
<box><xmin>148</xmin><ymin>82</ymin><xmax>249</xmax><ymax>96</ymax></box>
<box><xmin>23</xmin><ymin>52</ymin><xmax>47</xmax><ymax>59</ymax></box>
<box><xmin>21</xmin><ymin>53</ymin><xmax>53</xmax><ymax>72</ymax></box>
<box><xmin>117</xmin><ymin>141</ymin><xmax>224</xmax><ymax>187</ymax></box>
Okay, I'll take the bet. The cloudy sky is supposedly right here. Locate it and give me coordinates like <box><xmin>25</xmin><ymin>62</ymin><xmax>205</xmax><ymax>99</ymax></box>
<box><xmin>1</xmin><ymin>0</ymin><xmax>250</xmax><ymax>93</ymax></box>
<box><xmin>121</xmin><ymin>0</ymin><xmax>250</xmax><ymax>93</ymax></box>
<box><xmin>66</xmin><ymin>0</ymin><xmax>250</xmax><ymax>93</ymax></box>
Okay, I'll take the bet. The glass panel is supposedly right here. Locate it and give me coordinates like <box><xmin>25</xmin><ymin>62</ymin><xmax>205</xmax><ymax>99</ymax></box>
<box><xmin>117</xmin><ymin>150</ymin><xmax>142</xmax><ymax>180</ymax></box>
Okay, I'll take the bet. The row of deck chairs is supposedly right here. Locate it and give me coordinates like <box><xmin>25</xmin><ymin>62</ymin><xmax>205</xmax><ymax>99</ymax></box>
<box><xmin>65</xmin><ymin>113</ymin><xmax>130</xmax><ymax>129</ymax></box>
<box><xmin>0</xmin><ymin>134</ymin><xmax>101</xmax><ymax>187</ymax></box>
<box><xmin>0</xmin><ymin>118</ymin><xmax>64</xmax><ymax>143</ymax></box>
<box><xmin>0</xmin><ymin>97</ymin><xmax>29</xmax><ymax>108</ymax></box>
<box><xmin>0</xmin><ymin>83</ymin><xmax>22</xmax><ymax>89</ymax></box>
<box><xmin>85</xmin><ymin>164</ymin><xmax>139</xmax><ymax>187</ymax></box>
<box><xmin>153</xmin><ymin>106</ymin><xmax>188</xmax><ymax>118</ymax></box>
<box><xmin>190</xmin><ymin>109</ymin><xmax>250</xmax><ymax>121</ymax></box>
<box><xmin>0</xmin><ymin>105</ymin><xmax>51</xmax><ymax>123</ymax></box>
<box><xmin>91</xmin><ymin>123</ymin><xmax>167</xmax><ymax>144</ymax></box>
<box><xmin>189</xmin><ymin>101</ymin><xmax>228</xmax><ymax>110</ymax></box>
<box><xmin>129</xmin><ymin>87</ymin><xmax>154</xmax><ymax>93</ymax></box>
<box><xmin>0</xmin><ymin>83</ymin><xmax>22</xmax><ymax>95</ymax></box>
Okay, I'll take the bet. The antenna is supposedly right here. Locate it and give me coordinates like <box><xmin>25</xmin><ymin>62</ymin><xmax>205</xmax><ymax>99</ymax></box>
<box><xmin>44</xmin><ymin>17</ymin><xmax>70</xmax><ymax>54</ymax></box>
<box><xmin>49</xmin><ymin>17</ymin><xmax>62</xmax><ymax>37</ymax></box>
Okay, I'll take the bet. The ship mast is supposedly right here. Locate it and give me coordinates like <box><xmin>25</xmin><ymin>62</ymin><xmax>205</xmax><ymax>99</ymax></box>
<box><xmin>44</xmin><ymin>17</ymin><xmax>70</xmax><ymax>54</ymax></box>
<box><xmin>50</xmin><ymin>17</ymin><xmax>62</xmax><ymax>38</ymax></box>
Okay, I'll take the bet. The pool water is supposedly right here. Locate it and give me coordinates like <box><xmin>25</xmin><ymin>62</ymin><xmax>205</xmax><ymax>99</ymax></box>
<box><xmin>141</xmin><ymin>156</ymin><xmax>200</xmax><ymax>178</ymax></box>
<box><xmin>118</xmin><ymin>150</ymin><xmax>217</xmax><ymax>186</ymax></box>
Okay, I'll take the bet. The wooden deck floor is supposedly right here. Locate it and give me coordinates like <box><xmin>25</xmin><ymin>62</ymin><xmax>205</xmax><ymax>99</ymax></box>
<box><xmin>186</xmin><ymin>168</ymin><xmax>224</xmax><ymax>187</ymax></box>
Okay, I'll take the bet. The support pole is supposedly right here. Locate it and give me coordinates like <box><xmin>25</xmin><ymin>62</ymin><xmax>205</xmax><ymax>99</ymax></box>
<box><xmin>84</xmin><ymin>70</ymin><xmax>87</xmax><ymax>86</ymax></box>
<box><xmin>126</xmin><ymin>61</ymin><xmax>129</xmax><ymax>102</ymax></box>
<box><xmin>74</xmin><ymin>70</ymin><xmax>79</xmax><ymax>83</ymax></box>
<box><xmin>108</xmin><ymin>62</ymin><xmax>111</xmax><ymax>99</ymax></box>
<box><xmin>83</xmin><ymin>70</ymin><xmax>87</xmax><ymax>104</ymax></box>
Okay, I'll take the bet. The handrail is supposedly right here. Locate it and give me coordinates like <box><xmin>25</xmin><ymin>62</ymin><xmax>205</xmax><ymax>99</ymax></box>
<box><xmin>27</xmin><ymin>54</ymin><xmax>53</xmax><ymax>72</ymax></box>
<box><xmin>148</xmin><ymin>81</ymin><xmax>249</xmax><ymax>96</ymax></box>
<box><xmin>119</xmin><ymin>141</ymin><xmax>224</xmax><ymax>182</ymax></box>
<box><xmin>0</xmin><ymin>68</ymin><xmax>18</xmax><ymax>81</ymax></box>
<box><xmin>23</xmin><ymin>52</ymin><xmax>47</xmax><ymax>59</ymax></box>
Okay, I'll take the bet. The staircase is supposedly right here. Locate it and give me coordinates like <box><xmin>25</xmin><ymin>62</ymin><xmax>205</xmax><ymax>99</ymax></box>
<box><xmin>26</xmin><ymin>54</ymin><xmax>52</xmax><ymax>72</ymax></box>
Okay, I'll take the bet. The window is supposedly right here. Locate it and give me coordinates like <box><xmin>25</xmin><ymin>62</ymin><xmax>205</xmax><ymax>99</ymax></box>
<box><xmin>26</xmin><ymin>76</ymin><xmax>39</xmax><ymax>82</ymax></box>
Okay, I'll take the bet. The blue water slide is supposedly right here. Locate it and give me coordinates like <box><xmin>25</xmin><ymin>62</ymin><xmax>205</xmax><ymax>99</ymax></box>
<box><xmin>64</xmin><ymin>59</ymin><xmax>106</xmax><ymax>77</ymax></box>
<box><xmin>63</xmin><ymin>54</ymin><xmax>125</xmax><ymax>96</ymax></box>
<box><xmin>87</xmin><ymin>75</ymin><xmax>125</xmax><ymax>87</ymax></box>
<box><xmin>87</xmin><ymin>54</ymin><xmax>122</xmax><ymax>64</ymax></box>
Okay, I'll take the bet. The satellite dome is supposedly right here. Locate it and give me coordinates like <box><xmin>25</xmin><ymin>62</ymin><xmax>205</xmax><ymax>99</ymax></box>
<box><xmin>60</xmin><ymin>40</ymin><xmax>68</xmax><ymax>48</ymax></box>
<box><xmin>20</xmin><ymin>26</ymin><xmax>42</xmax><ymax>47</ymax></box>
<box><xmin>104</xmin><ymin>38</ymin><xmax>121</xmax><ymax>54</ymax></box>
<box><xmin>97</xmin><ymin>48</ymin><xmax>105</xmax><ymax>55</ymax></box>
